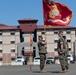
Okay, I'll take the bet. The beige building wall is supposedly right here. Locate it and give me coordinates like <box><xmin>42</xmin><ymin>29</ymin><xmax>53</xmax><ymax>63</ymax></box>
<box><xmin>24</xmin><ymin>34</ymin><xmax>31</xmax><ymax>43</ymax></box>
<box><xmin>0</xmin><ymin>30</ymin><xmax>20</xmax><ymax>65</ymax></box>
<box><xmin>0</xmin><ymin>36</ymin><xmax>2</xmax><ymax>39</ymax></box>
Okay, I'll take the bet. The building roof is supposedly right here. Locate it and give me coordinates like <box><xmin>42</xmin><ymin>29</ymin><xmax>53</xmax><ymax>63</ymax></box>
<box><xmin>36</xmin><ymin>25</ymin><xmax>76</xmax><ymax>30</ymax></box>
<box><xmin>0</xmin><ymin>24</ymin><xmax>20</xmax><ymax>30</ymax></box>
<box><xmin>20</xmin><ymin>25</ymin><xmax>76</xmax><ymax>33</ymax></box>
<box><xmin>0</xmin><ymin>24</ymin><xmax>76</xmax><ymax>32</ymax></box>
<box><xmin>0</xmin><ymin>18</ymin><xmax>76</xmax><ymax>32</ymax></box>
<box><xmin>18</xmin><ymin>18</ymin><xmax>38</xmax><ymax>25</ymax></box>
<box><xmin>18</xmin><ymin>18</ymin><xmax>38</xmax><ymax>21</ymax></box>
<box><xmin>0</xmin><ymin>24</ymin><xmax>7</xmax><ymax>27</ymax></box>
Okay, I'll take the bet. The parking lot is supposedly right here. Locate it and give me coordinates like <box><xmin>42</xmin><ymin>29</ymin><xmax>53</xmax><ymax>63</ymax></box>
<box><xmin>0</xmin><ymin>63</ymin><xmax>76</xmax><ymax>75</ymax></box>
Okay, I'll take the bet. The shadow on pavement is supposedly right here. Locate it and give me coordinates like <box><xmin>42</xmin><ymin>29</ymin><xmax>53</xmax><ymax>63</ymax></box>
<box><xmin>32</xmin><ymin>71</ymin><xmax>40</xmax><ymax>73</ymax></box>
<box><xmin>47</xmin><ymin>71</ymin><xmax>60</xmax><ymax>73</ymax></box>
<box><xmin>32</xmin><ymin>70</ymin><xmax>60</xmax><ymax>73</ymax></box>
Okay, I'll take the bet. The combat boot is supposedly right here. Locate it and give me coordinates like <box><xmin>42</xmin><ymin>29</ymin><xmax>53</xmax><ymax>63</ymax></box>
<box><xmin>60</xmin><ymin>70</ymin><xmax>66</xmax><ymax>73</ymax></box>
<box><xmin>65</xmin><ymin>69</ymin><xmax>69</xmax><ymax>72</ymax></box>
<box><xmin>40</xmin><ymin>70</ymin><xmax>46</xmax><ymax>73</ymax></box>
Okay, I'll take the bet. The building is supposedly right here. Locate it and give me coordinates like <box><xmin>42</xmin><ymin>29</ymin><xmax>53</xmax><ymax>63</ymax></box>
<box><xmin>0</xmin><ymin>18</ymin><xmax>76</xmax><ymax>65</ymax></box>
<box><xmin>0</xmin><ymin>24</ymin><xmax>20</xmax><ymax>65</ymax></box>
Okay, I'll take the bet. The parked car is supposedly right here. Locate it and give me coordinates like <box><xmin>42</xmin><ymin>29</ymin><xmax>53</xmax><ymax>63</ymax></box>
<box><xmin>46</xmin><ymin>57</ymin><xmax>55</xmax><ymax>64</ymax></box>
<box><xmin>15</xmin><ymin>56</ymin><xmax>25</xmax><ymax>65</ymax></box>
<box><xmin>33</xmin><ymin>57</ymin><xmax>40</xmax><ymax>65</ymax></box>
<box><xmin>67</xmin><ymin>54</ymin><xmax>74</xmax><ymax>63</ymax></box>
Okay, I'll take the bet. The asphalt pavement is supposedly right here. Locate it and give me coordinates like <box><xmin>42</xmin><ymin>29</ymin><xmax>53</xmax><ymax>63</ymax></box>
<box><xmin>0</xmin><ymin>63</ymin><xmax>76</xmax><ymax>75</ymax></box>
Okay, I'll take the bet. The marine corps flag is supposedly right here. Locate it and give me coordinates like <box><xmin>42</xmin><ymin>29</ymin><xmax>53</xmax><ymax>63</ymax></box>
<box><xmin>42</xmin><ymin>0</ymin><xmax>72</xmax><ymax>26</ymax></box>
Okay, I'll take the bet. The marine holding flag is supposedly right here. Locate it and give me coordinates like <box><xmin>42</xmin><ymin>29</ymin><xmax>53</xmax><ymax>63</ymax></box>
<box><xmin>42</xmin><ymin>0</ymin><xmax>72</xmax><ymax>26</ymax></box>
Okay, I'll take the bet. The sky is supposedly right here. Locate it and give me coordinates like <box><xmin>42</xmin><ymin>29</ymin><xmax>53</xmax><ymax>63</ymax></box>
<box><xmin>0</xmin><ymin>0</ymin><xmax>76</xmax><ymax>27</ymax></box>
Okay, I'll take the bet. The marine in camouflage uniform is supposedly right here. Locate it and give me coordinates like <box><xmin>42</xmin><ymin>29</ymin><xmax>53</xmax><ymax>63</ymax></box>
<box><xmin>57</xmin><ymin>31</ymin><xmax>69</xmax><ymax>73</ymax></box>
<box><xmin>38</xmin><ymin>35</ymin><xmax>47</xmax><ymax>73</ymax></box>
<box><xmin>63</xmin><ymin>36</ymin><xmax>69</xmax><ymax>71</ymax></box>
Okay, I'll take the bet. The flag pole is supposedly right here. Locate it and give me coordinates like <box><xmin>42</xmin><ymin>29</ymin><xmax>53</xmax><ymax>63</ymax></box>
<box><xmin>29</xmin><ymin>34</ymin><xmax>33</xmax><ymax>72</ymax></box>
<box><xmin>42</xmin><ymin>0</ymin><xmax>47</xmax><ymax>50</ymax></box>
<box><xmin>42</xmin><ymin>0</ymin><xmax>46</xmax><ymax>40</ymax></box>
<box><xmin>44</xmin><ymin>25</ymin><xmax>46</xmax><ymax>41</ymax></box>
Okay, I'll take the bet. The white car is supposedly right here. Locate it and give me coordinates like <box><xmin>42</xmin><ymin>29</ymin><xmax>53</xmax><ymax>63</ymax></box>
<box><xmin>33</xmin><ymin>57</ymin><xmax>40</xmax><ymax>65</ymax></box>
<box><xmin>67</xmin><ymin>54</ymin><xmax>73</xmax><ymax>63</ymax></box>
<box><xmin>15</xmin><ymin>56</ymin><xmax>25</xmax><ymax>65</ymax></box>
<box><xmin>46</xmin><ymin>57</ymin><xmax>55</xmax><ymax>64</ymax></box>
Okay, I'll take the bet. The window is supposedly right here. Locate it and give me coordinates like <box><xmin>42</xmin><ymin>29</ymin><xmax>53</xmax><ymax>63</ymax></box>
<box><xmin>54</xmin><ymin>30</ymin><xmax>58</xmax><ymax>34</ymax></box>
<box><xmin>54</xmin><ymin>39</ymin><xmax>58</xmax><ymax>43</ymax></box>
<box><xmin>0</xmin><ymin>48</ymin><xmax>2</xmax><ymax>53</ymax></box>
<box><xmin>68</xmin><ymin>48</ymin><xmax>71</xmax><ymax>51</ymax></box>
<box><xmin>0</xmin><ymin>50</ymin><xmax>2</xmax><ymax>53</ymax></box>
<box><xmin>67</xmin><ymin>39</ymin><xmax>71</xmax><ymax>42</ymax></box>
<box><xmin>41</xmin><ymin>31</ymin><xmax>45</xmax><ymax>35</ymax></box>
<box><xmin>0</xmin><ymin>58</ymin><xmax>2</xmax><ymax>61</ymax></box>
<box><xmin>54</xmin><ymin>38</ymin><xmax>58</xmax><ymax>43</ymax></box>
<box><xmin>11</xmin><ymin>49</ymin><xmax>15</xmax><ymax>53</ymax></box>
<box><xmin>33</xmin><ymin>47</ymin><xmax>36</xmax><ymax>49</ymax></box>
<box><xmin>0</xmin><ymin>32</ymin><xmax>2</xmax><ymax>36</ymax></box>
<box><xmin>54</xmin><ymin>48</ymin><xmax>57</xmax><ymax>51</ymax></box>
<box><xmin>66</xmin><ymin>30</ymin><xmax>71</xmax><ymax>34</ymax></box>
<box><xmin>11</xmin><ymin>58</ymin><xmax>15</xmax><ymax>61</ymax></box>
<box><xmin>11</xmin><ymin>31</ymin><xmax>15</xmax><ymax>35</ymax></box>
<box><xmin>0</xmin><ymin>40</ymin><xmax>2</xmax><ymax>44</ymax></box>
<box><xmin>11</xmin><ymin>41</ymin><xmax>15</xmax><ymax>44</ymax></box>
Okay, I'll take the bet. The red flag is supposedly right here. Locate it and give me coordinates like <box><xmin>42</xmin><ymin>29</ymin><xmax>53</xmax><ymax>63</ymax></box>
<box><xmin>42</xmin><ymin>0</ymin><xmax>72</xmax><ymax>26</ymax></box>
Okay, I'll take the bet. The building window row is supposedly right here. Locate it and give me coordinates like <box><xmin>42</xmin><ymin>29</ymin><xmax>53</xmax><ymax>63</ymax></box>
<box><xmin>54</xmin><ymin>30</ymin><xmax>71</xmax><ymax>34</ymax></box>
<box><xmin>0</xmin><ymin>41</ymin><xmax>15</xmax><ymax>44</ymax></box>
<box><xmin>0</xmin><ymin>31</ymin><xmax>15</xmax><ymax>36</ymax></box>
<box><xmin>41</xmin><ymin>30</ymin><xmax>71</xmax><ymax>34</ymax></box>
<box><xmin>0</xmin><ymin>48</ymin><xmax>15</xmax><ymax>53</ymax></box>
<box><xmin>54</xmin><ymin>39</ymin><xmax>71</xmax><ymax>43</ymax></box>
<box><xmin>54</xmin><ymin>48</ymin><xmax>71</xmax><ymax>51</ymax></box>
<box><xmin>0</xmin><ymin>58</ymin><xmax>16</xmax><ymax>61</ymax></box>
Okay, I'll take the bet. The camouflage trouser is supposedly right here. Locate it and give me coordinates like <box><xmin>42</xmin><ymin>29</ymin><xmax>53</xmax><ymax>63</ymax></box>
<box><xmin>59</xmin><ymin>54</ymin><xmax>66</xmax><ymax>71</ymax></box>
<box><xmin>64</xmin><ymin>54</ymin><xmax>69</xmax><ymax>70</ymax></box>
<box><xmin>39</xmin><ymin>54</ymin><xmax>46</xmax><ymax>70</ymax></box>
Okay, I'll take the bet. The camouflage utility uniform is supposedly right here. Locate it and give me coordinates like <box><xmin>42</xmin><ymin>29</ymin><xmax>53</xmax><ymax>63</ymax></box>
<box><xmin>57</xmin><ymin>37</ymin><xmax>69</xmax><ymax>71</ymax></box>
<box><xmin>38</xmin><ymin>36</ymin><xmax>47</xmax><ymax>72</ymax></box>
<box><xmin>63</xmin><ymin>38</ymin><xmax>69</xmax><ymax>70</ymax></box>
